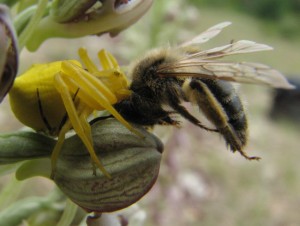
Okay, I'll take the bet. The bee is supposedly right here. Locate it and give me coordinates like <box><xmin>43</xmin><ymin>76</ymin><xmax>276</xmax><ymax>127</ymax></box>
<box><xmin>115</xmin><ymin>22</ymin><xmax>294</xmax><ymax>160</ymax></box>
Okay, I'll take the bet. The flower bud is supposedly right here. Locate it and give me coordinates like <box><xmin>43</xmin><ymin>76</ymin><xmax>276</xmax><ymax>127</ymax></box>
<box><xmin>26</xmin><ymin>0</ymin><xmax>153</xmax><ymax>51</ymax></box>
<box><xmin>3</xmin><ymin>117</ymin><xmax>163</xmax><ymax>212</ymax></box>
<box><xmin>0</xmin><ymin>4</ymin><xmax>18</xmax><ymax>102</ymax></box>
<box><xmin>51</xmin><ymin>0</ymin><xmax>98</xmax><ymax>23</ymax></box>
<box><xmin>53</xmin><ymin>118</ymin><xmax>163</xmax><ymax>213</ymax></box>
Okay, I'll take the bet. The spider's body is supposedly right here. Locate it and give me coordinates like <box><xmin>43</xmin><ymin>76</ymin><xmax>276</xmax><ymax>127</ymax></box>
<box><xmin>9</xmin><ymin>49</ymin><xmax>140</xmax><ymax>177</ymax></box>
<box><xmin>10</xmin><ymin>60</ymin><xmax>79</xmax><ymax>135</ymax></box>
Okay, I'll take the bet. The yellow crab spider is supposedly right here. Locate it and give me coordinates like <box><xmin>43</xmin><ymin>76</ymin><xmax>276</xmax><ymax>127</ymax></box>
<box><xmin>9</xmin><ymin>48</ymin><xmax>143</xmax><ymax>178</ymax></box>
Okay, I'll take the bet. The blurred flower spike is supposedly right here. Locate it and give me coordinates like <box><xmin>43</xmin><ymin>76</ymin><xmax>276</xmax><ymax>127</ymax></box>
<box><xmin>14</xmin><ymin>0</ymin><xmax>153</xmax><ymax>51</ymax></box>
<box><xmin>0</xmin><ymin>4</ymin><xmax>18</xmax><ymax>103</ymax></box>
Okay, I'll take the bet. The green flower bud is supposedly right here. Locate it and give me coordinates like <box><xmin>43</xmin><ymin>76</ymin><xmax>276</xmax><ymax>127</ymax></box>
<box><xmin>53</xmin><ymin>118</ymin><xmax>163</xmax><ymax>212</ymax></box>
<box><xmin>3</xmin><ymin>118</ymin><xmax>163</xmax><ymax>213</ymax></box>
<box><xmin>26</xmin><ymin>0</ymin><xmax>153</xmax><ymax>51</ymax></box>
<box><xmin>51</xmin><ymin>0</ymin><xmax>98</xmax><ymax>23</ymax></box>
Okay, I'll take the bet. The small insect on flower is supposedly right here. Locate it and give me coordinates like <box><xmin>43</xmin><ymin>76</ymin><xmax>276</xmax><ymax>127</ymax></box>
<box><xmin>9</xmin><ymin>48</ymin><xmax>143</xmax><ymax>178</ymax></box>
<box><xmin>114</xmin><ymin>22</ymin><xmax>294</xmax><ymax>160</ymax></box>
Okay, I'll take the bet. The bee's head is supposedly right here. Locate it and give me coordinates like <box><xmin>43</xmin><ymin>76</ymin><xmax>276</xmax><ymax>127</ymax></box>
<box><xmin>128</xmin><ymin>48</ymin><xmax>177</xmax><ymax>88</ymax></box>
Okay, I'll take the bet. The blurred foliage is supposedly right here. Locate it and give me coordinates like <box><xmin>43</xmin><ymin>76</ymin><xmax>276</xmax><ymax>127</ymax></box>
<box><xmin>188</xmin><ymin>0</ymin><xmax>300</xmax><ymax>38</ymax></box>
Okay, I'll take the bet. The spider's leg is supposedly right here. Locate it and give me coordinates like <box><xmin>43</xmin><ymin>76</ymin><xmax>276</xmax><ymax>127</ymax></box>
<box><xmin>54</xmin><ymin>72</ymin><xmax>111</xmax><ymax>178</ymax></box>
<box><xmin>50</xmin><ymin>120</ymin><xmax>72</xmax><ymax>178</ymax></box>
<box><xmin>98</xmin><ymin>49</ymin><xmax>119</xmax><ymax>70</ymax></box>
<box><xmin>79</xmin><ymin>48</ymin><xmax>131</xmax><ymax>99</ymax></box>
<box><xmin>36</xmin><ymin>88</ymin><xmax>53</xmax><ymax>132</ymax></box>
<box><xmin>58</xmin><ymin>88</ymin><xmax>80</xmax><ymax>131</ymax></box>
<box><xmin>78</xmin><ymin>48</ymin><xmax>98</xmax><ymax>74</ymax></box>
<box><xmin>61</xmin><ymin>62</ymin><xmax>144</xmax><ymax>138</ymax></box>
<box><xmin>78</xmin><ymin>48</ymin><xmax>119</xmax><ymax>72</ymax></box>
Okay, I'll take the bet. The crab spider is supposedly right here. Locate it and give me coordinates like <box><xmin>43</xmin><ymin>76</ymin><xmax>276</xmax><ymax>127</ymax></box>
<box><xmin>9</xmin><ymin>48</ymin><xmax>142</xmax><ymax>178</ymax></box>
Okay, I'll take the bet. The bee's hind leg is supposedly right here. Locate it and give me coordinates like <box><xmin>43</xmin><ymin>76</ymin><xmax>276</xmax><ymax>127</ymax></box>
<box><xmin>235</xmin><ymin>147</ymin><xmax>261</xmax><ymax>161</ymax></box>
<box><xmin>166</xmin><ymin>94</ymin><xmax>218</xmax><ymax>132</ymax></box>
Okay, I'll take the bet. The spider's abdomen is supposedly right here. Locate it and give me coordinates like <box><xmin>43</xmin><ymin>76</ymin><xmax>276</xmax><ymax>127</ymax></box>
<box><xmin>9</xmin><ymin>61</ymin><xmax>74</xmax><ymax>134</ymax></box>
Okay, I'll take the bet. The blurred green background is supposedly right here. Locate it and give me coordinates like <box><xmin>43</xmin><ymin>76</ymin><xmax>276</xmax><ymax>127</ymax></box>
<box><xmin>0</xmin><ymin>0</ymin><xmax>300</xmax><ymax>225</ymax></box>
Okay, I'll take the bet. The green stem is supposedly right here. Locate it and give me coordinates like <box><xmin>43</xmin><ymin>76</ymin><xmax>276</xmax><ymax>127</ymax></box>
<box><xmin>18</xmin><ymin>0</ymin><xmax>48</xmax><ymax>50</ymax></box>
<box><xmin>0</xmin><ymin>176</ymin><xmax>24</xmax><ymax>211</ymax></box>
<box><xmin>16</xmin><ymin>0</ymin><xmax>39</xmax><ymax>13</ymax></box>
<box><xmin>0</xmin><ymin>131</ymin><xmax>54</xmax><ymax>165</ymax></box>
<box><xmin>0</xmin><ymin>188</ymin><xmax>65</xmax><ymax>226</ymax></box>
<box><xmin>15</xmin><ymin>158</ymin><xmax>52</xmax><ymax>180</ymax></box>
<box><xmin>14</xmin><ymin>5</ymin><xmax>37</xmax><ymax>35</ymax></box>
<box><xmin>57</xmin><ymin>199</ymin><xmax>78</xmax><ymax>226</ymax></box>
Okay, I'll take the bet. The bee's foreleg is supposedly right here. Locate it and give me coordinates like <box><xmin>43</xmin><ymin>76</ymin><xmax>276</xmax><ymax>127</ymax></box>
<box><xmin>158</xmin><ymin>115</ymin><xmax>181</xmax><ymax>127</ymax></box>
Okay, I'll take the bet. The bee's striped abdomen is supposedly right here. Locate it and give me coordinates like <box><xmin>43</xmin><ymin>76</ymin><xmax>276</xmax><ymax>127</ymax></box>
<box><xmin>186</xmin><ymin>78</ymin><xmax>248</xmax><ymax>153</ymax></box>
<box><xmin>201</xmin><ymin>78</ymin><xmax>248</xmax><ymax>147</ymax></box>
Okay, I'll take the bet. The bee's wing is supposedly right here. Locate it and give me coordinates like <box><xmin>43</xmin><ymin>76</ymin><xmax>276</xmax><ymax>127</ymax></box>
<box><xmin>184</xmin><ymin>40</ymin><xmax>273</xmax><ymax>60</ymax></box>
<box><xmin>159</xmin><ymin>39</ymin><xmax>294</xmax><ymax>89</ymax></box>
<box><xmin>187</xmin><ymin>61</ymin><xmax>292</xmax><ymax>88</ymax></box>
<box><xmin>180</xmin><ymin>21</ymin><xmax>232</xmax><ymax>47</ymax></box>
<box><xmin>158</xmin><ymin>60</ymin><xmax>294</xmax><ymax>89</ymax></box>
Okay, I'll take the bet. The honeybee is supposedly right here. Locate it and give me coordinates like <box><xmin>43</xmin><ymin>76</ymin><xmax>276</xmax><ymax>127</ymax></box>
<box><xmin>115</xmin><ymin>22</ymin><xmax>294</xmax><ymax>160</ymax></box>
